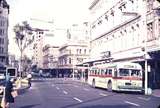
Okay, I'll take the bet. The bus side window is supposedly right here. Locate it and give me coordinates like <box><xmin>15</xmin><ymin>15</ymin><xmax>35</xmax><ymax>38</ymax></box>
<box><xmin>92</xmin><ymin>70</ymin><xmax>94</xmax><ymax>75</ymax></box>
<box><xmin>114</xmin><ymin>68</ymin><xmax>117</xmax><ymax>77</ymax></box>
<box><xmin>105</xmin><ymin>69</ymin><xmax>108</xmax><ymax>75</ymax></box>
<box><xmin>90</xmin><ymin>70</ymin><xmax>92</xmax><ymax>75</ymax></box>
<box><xmin>108</xmin><ymin>69</ymin><xmax>112</xmax><ymax>75</ymax></box>
<box><xmin>98</xmin><ymin>69</ymin><xmax>100</xmax><ymax>75</ymax></box>
<box><xmin>101</xmin><ymin>69</ymin><xmax>104</xmax><ymax>75</ymax></box>
<box><xmin>95</xmin><ymin>69</ymin><xmax>97</xmax><ymax>75</ymax></box>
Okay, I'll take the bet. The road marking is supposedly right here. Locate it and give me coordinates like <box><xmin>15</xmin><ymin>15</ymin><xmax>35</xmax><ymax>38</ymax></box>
<box><xmin>73</xmin><ymin>97</ymin><xmax>83</xmax><ymax>103</ymax></box>
<box><xmin>124</xmin><ymin>101</ymin><xmax>140</xmax><ymax>107</ymax></box>
<box><xmin>52</xmin><ymin>84</ymin><xmax>55</xmax><ymax>87</ymax></box>
<box><xmin>56</xmin><ymin>87</ymin><xmax>60</xmax><ymax>90</ymax></box>
<box><xmin>29</xmin><ymin>86</ymin><xmax>36</xmax><ymax>90</ymax></box>
<box><xmin>137</xmin><ymin>97</ymin><xmax>150</xmax><ymax>101</ymax></box>
<box><xmin>83</xmin><ymin>88</ymin><xmax>90</xmax><ymax>91</ymax></box>
<box><xmin>74</xmin><ymin>85</ymin><xmax>78</xmax><ymax>88</ymax></box>
<box><xmin>63</xmin><ymin>90</ymin><xmax>68</xmax><ymax>95</ymax></box>
<box><xmin>99</xmin><ymin>93</ymin><xmax>108</xmax><ymax>96</ymax></box>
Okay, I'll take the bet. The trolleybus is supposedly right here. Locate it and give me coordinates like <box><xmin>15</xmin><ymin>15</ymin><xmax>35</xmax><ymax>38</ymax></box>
<box><xmin>88</xmin><ymin>62</ymin><xmax>143</xmax><ymax>92</ymax></box>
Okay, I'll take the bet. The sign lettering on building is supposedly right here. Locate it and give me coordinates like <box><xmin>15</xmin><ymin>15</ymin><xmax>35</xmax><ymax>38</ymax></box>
<box><xmin>101</xmin><ymin>51</ymin><xmax>111</xmax><ymax>59</ymax></box>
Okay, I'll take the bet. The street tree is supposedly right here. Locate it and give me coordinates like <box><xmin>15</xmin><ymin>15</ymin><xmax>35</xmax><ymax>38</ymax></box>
<box><xmin>13</xmin><ymin>21</ymin><xmax>34</xmax><ymax>77</ymax></box>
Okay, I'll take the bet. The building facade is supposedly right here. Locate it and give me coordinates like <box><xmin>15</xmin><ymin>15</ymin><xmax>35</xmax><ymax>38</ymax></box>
<box><xmin>0</xmin><ymin>0</ymin><xmax>9</xmax><ymax>66</ymax></box>
<box><xmin>43</xmin><ymin>44</ymin><xmax>59</xmax><ymax>69</ymax></box>
<box><xmin>58</xmin><ymin>40</ymin><xmax>90</xmax><ymax>77</ymax></box>
<box><xmin>88</xmin><ymin>0</ymin><xmax>160</xmax><ymax>89</ymax></box>
<box><xmin>33</xmin><ymin>30</ymin><xmax>44</xmax><ymax>69</ymax></box>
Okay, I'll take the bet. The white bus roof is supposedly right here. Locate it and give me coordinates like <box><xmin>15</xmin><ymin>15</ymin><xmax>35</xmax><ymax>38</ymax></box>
<box><xmin>91</xmin><ymin>62</ymin><xmax>142</xmax><ymax>70</ymax></box>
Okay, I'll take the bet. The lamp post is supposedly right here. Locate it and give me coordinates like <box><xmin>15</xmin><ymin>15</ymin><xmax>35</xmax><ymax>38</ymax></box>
<box><xmin>72</xmin><ymin>53</ymin><xmax>75</xmax><ymax>80</ymax></box>
<box><xmin>140</xmin><ymin>0</ymin><xmax>149</xmax><ymax>95</ymax></box>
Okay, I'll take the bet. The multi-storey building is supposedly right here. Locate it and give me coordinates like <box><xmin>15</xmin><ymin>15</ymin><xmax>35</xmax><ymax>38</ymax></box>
<box><xmin>33</xmin><ymin>30</ymin><xmax>44</xmax><ymax>68</ymax></box>
<box><xmin>88</xmin><ymin>0</ymin><xmax>160</xmax><ymax>89</ymax></box>
<box><xmin>43</xmin><ymin>44</ymin><xmax>59</xmax><ymax>69</ymax></box>
<box><xmin>0</xmin><ymin>0</ymin><xmax>9</xmax><ymax>66</ymax></box>
<box><xmin>58</xmin><ymin>40</ymin><xmax>90</xmax><ymax>77</ymax></box>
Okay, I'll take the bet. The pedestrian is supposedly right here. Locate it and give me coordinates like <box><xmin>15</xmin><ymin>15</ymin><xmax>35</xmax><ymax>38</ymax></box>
<box><xmin>4</xmin><ymin>75</ymin><xmax>15</xmax><ymax>108</ymax></box>
<box><xmin>27</xmin><ymin>73</ymin><xmax>32</xmax><ymax>87</ymax></box>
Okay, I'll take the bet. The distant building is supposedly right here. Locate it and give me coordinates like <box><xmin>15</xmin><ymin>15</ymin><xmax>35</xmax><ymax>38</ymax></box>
<box><xmin>43</xmin><ymin>44</ymin><xmax>59</xmax><ymax>69</ymax></box>
<box><xmin>58</xmin><ymin>40</ymin><xmax>90</xmax><ymax>77</ymax></box>
<box><xmin>0</xmin><ymin>0</ymin><xmax>9</xmax><ymax>66</ymax></box>
<box><xmin>33</xmin><ymin>30</ymin><xmax>44</xmax><ymax>69</ymax></box>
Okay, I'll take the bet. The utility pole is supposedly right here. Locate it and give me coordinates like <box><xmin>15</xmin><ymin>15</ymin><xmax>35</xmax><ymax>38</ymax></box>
<box><xmin>142</xmin><ymin>0</ymin><xmax>149</xmax><ymax>95</ymax></box>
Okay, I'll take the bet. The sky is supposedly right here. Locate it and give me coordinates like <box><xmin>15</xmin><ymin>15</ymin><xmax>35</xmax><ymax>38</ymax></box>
<box><xmin>6</xmin><ymin>0</ymin><xmax>90</xmax><ymax>58</ymax></box>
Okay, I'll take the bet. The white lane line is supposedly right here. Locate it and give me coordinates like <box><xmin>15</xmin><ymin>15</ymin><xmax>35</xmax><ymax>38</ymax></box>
<box><xmin>63</xmin><ymin>90</ymin><xmax>68</xmax><ymax>95</ymax></box>
<box><xmin>56</xmin><ymin>87</ymin><xmax>60</xmax><ymax>90</ymax></box>
<box><xmin>73</xmin><ymin>97</ymin><xmax>83</xmax><ymax>103</ymax></box>
<box><xmin>124</xmin><ymin>101</ymin><xmax>140</xmax><ymax>107</ymax></box>
<box><xmin>83</xmin><ymin>88</ymin><xmax>90</xmax><ymax>91</ymax></box>
<box><xmin>74</xmin><ymin>85</ymin><xmax>78</xmax><ymax>88</ymax></box>
<box><xmin>99</xmin><ymin>93</ymin><xmax>108</xmax><ymax>96</ymax></box>
<box><xmin>137</xmin><ymin>97</ymin><xmax>150</xmax><ymax>101</ymax></box>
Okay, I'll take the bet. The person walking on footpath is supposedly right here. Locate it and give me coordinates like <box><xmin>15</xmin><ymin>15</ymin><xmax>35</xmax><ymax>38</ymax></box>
<box><xmin>27</xmin><ymin>73</ymin><xmax>32</xmax><ymax>87</ymax></box>
<box><xmin>4</xmin><ymin>75</ymin><xmax>15</xmax><ymax>108</ymax></box>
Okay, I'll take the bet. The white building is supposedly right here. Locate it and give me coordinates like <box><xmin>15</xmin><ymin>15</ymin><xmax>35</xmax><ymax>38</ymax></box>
<box><xmin>88</xmin><ymin>0</ymin><xmax>160</xmax><ymax>89</ymax></box>
<box><xmin>58</xmin><ymin>40</ymin><xmax>90</xmax><ymax>77</ymax></box>
<box><xmin>43</xmin><ymin>44</ymin><xmax>59</xmax><ymax>69</ymax></box>
<box><xmin>0</xmin><ymin>0</ymin><xmax>9</xmax><ymax>66</ymax></box>
<box><xmin>33</xmin><ymin>30</ymin><xmax>44</xmax><ymax>68</ymax></box>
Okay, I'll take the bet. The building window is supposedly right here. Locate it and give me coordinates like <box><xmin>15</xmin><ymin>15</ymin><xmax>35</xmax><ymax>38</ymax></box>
<box><xmin>129</xmin><ymin>0</ymin><xmax>134</xmax><ymax>3</ymax></box>
<box><xmin>131</xmin><ymin>26</ymin><xmax>135</xmax><ymax>31</ymax></box>
<box><xmin>159</xmin><ymin>19</ymin><xmax>160</xmax><ymax>36</ymax></box>
<box><xmin>0</xmin><ymin>38</ymin><xmax>4</xmax><ymax>44</ymax></box>
<box><xmin>105</xmin><ymin>15</ymin><xmax>108</xmax><ymax>20</ymax></box>
<box><xmin>92</xmin><ymin>25</ymin><xmax>96</xmax><ymax>29</ymax></box>
<box><xmin>110</xmin><ymin>10</ymin><xmax>114</xmax><ymax>16</ymax></box>
<box><xmin>147</xmin><ymin>22</ymin><xmax>154</xmax><ymax>40</ymax></box>
<box><xmin>69</xmin><ymin>58</ymin><xmax>71</xmax><ymax>64</ymax></box>
<box><xmin>136</xmin><ymin>23</ymin><xmax>139</xmax><ymax>28</ymax></box>
<box><xmin>77</xmin><ymin>49</ymin><xmax>79</xmax><ymax>54</ymax></box>
<box><xmin>79</xmin><ymin>49</ymin><xmax>81</xmax><ymax>54</ymax></box>
<box><xmin>98</xmin><ymin>20</ymin><xmax>102</xmax><ymax>25</ymax></box>
<box><xmin>0</xmin><ymin>47</ymin><xmax>3</xmax><ymax>53</ymax></box>
<box><xmin>119</xmin><ymin>2</ymin><xmax>126</xmax><ymax>12</ymax></box>
<box><xmin>84</xmin><ymin>49</ymin><xmax>86</xmax><ymax>54</ymax></box>
<box><xmin>0</xmin><ymin>29</ymin><xmax>2</xmax><ymax>35</ymax></box>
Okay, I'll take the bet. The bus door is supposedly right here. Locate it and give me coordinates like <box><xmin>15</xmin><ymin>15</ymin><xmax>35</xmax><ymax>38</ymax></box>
<box><xmin>97</xmin><ymin>68</ymin><xmax>106</xmax><ymax>88</ymax></box>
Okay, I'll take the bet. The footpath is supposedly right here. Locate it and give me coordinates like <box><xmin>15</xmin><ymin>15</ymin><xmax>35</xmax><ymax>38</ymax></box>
<box><xmin>152</xmin><ymin>89</ymin><xmax>160</xmax><ymax>97</ymax></box>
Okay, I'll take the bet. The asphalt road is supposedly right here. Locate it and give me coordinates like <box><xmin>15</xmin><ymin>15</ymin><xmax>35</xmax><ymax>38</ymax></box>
<box><xmin>11</xmin><ymin>78</ymin><xmax>160</xmax><ymax>108</ymax></box>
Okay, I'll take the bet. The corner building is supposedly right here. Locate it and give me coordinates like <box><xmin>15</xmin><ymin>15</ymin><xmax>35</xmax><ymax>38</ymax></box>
<box><xmin>89</xmin><ymin>0</ymin><xmax>160</xmax><ymax>89</ymax></box>
<box><xmin>0</xmin><ymin>0</ymin><xmax>9</xmax><ymax>66</ymax></box>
